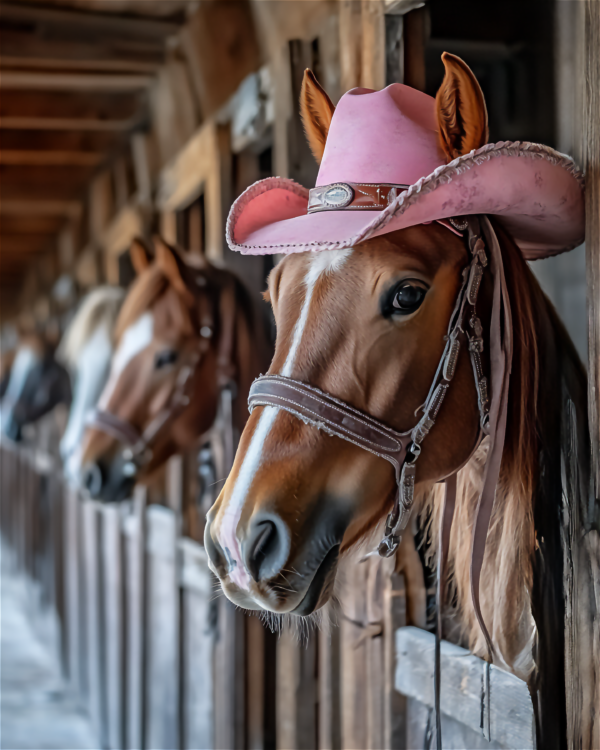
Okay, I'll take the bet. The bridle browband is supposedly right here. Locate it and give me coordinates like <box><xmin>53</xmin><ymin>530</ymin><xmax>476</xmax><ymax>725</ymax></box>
<box><xmin>248</xmin><ymin>215</ymin><xmax>513</xmax><ymax>745</ymax></box>
<box><xmin>87</xmin><ymin>269</ymin><xmax>237</xmax><ymax>472</ymax></box>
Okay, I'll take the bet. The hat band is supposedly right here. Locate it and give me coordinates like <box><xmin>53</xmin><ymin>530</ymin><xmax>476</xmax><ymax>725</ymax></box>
<box><xmin>307</xmin><ymin>182</ymin><xmax>410</xmax><ymax>214</ymax></box>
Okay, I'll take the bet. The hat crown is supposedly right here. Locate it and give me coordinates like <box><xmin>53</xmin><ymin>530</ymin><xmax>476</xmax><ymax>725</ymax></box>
<box><xmin>317</xmin><ymin>84</ymin><xmax>446</xmax><ymax>188</ymax></box>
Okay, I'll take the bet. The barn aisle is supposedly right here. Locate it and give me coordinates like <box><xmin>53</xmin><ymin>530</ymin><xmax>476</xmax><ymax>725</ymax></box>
<box><xmin>0</xmin><ymin>547</ymin><xmax>98</xmax><ymax>750</ymax></box>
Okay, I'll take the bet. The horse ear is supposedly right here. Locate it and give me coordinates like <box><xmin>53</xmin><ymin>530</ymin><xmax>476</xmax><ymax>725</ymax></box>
<box><xmin>300</xmin><ymin>69</ymin><xmax>336</xmax><ymax>164</ymax></box>
<box><xmin>435</xmin><ymin>52</ymin><xmax>489</xmax><ymax>161</ymax></box>
<box><xmin>153</xmin><ymin>236</ymin><xmax>195</xmax><ymax>306</ymax></box>
<box><xmin>129</xmin><ymin>237</ymin><xmax>153</xmax><ymax>275</ymax></box>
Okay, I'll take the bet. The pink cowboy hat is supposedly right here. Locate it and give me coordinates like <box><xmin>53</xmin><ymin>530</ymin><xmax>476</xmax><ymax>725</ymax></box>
<box><xmin>227</xmin><ymin>67</ymin><xmax>584</xmax><ymax>260</ymax></box>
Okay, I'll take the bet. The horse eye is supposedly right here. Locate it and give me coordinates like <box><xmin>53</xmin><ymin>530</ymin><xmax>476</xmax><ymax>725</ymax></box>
<box><xmin>154</xmin><ymin>350</ymin><xmax>178</xmax><ymax>369</ymax></box>
<box><xmin>392</xmin><ymin>282</ymin><xmax>427</xmax><ymax>314</ymax></box>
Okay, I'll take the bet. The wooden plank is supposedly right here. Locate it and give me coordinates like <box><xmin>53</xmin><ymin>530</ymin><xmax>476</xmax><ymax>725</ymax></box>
<box><xmin>0</xmin><ymin>2</ymin><xmax>180</xmax><ymax>38</ymax></box>
<box><xmin>81</xmin><ymin>498</ymin><xmax>106</xmax><ymax>745</ymax></box>
<box><xmin>276</xmin><ymin>626</ymin><xmax>317</xmax><ymax>750</ymax></box>
<box><xmin>246</xmin><ymin>614</ymin><xmax>266</xmax><ymax>750</ymax></box>
<box><xmin>63</xmin><ymin>486</ymin><xmax>82</xmax><ymax>692</ymax></box>
<box><xmin>0</xmin><ymin>116</ymin><xmax>140</xmax><ymax>131</ymax></box>
<box><xmin>214</xmin><ymin>597</ymin><xmax>245</xmax><ymax>750</ymax></box>
<box><xmin>0</xmin><ymin>71</ymin><xmax>153</xmax><ymax>92</ymax></box>
<box><xmin>318</xmin><ymin>601</ymin><xmax>341</xmax><ymax>750</ymax></box>
<box><xmin>144</xmin><ymin>504</ymin><xmax>180</xmax><ymax>750</ymax></box>
<box><xmin>0</xmin><ymin>200</ymin><xmax>81</xmax><ymax>217</ymax></box>
<box><xmin>0</xmin><ymin>150</ymin><xmax>103</xmax><ymax>166</ymax></box>
<box><xmin>179</xmin><ymin>537</ymin><xmax>214</xmax><ymax>750</ymax></box>
<box><xmin>123</xmin><ymin>486</ymin><xmax>146</xmax><ymax>750</ymax></box>
<box><xmin>340</xmin><ymin>559</ymin><xmax>369</xmax><ymax>749</ymax></box>
<box><xmin>101</xmin><ymin>504</ymin><xmax>125</xmax><ymax>750</ymax></box>
<box><xmin>383</xmin><ymin>569</ymin><xmax>407</xmax><ymax>749</ymax></box>
<box><xmin>0</xmin><ymin>56</ymin><xmax>160</xmax><ymax>74</ymax></box>
<box><xmin>395</xmin><ymin>627</ymin><xmax>534</xmax><ymax>749</ymax></box>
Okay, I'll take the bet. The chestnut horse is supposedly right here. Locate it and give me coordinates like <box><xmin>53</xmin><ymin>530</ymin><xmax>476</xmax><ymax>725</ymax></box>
<box><xmin>206</xmin><ymin>60</ymin><xmax>592</xmax><ymax>743</ymax></box>
<box><xmin>81</xmin><ymin>237</ymin><xmax>268</xmax><ymax>504</ymax></box>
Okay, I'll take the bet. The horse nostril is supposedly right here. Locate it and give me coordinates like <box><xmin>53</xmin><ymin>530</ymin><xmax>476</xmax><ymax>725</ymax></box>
<box><xmin>82</xmin><ymin>463</ymin><xmax>104</xmax><ymax>498</ymax></box>
<box><xmin>204</xmin><ymin>518</ymin><xmax>227</xmax><ymax>575</ymax></box>
<box><xmin>245</xmin><ymin>518</ymin><xmax>287</xmax><ymax>583</ymax></box>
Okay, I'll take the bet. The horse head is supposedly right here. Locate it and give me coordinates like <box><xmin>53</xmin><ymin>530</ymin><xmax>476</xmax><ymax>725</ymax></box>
<box><xmin>80</xmin><ymin>236</ymin><xmax>259</xmax><ymax>502</ymax></box>
<box><xmin>1</xmin><ymin>324</ymin><xmax>71</xmax><ymax>442</ymax></box>
<box><xmin>58</xmin><ymin>285</ymin><xmax>125</xmax><ymax>483</ymax></box>
<box><xmin>205</xmin><ymin>55</ymin><xmax>497</xmax><ymax>615</ymax></box>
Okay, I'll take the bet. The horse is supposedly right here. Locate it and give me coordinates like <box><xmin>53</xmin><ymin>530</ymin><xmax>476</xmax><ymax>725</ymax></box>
<box><xmin>205</xmin><ymin>57</ymin><xmax>593</xmax><ymax>745</ymax></box>
<box><xmin>80</xmin><ymin>235</ymin><xmax>269</xmax><ymax>506</ymax></box>
<box><xmin>57</xmin><ymin>285</ymin><xmax>125</xmax><ymax>483</ymax></box>
<box><xmin>1</xmin><ymin>324</ymin><xmax>72</xmax><ymax>444</ymax></box>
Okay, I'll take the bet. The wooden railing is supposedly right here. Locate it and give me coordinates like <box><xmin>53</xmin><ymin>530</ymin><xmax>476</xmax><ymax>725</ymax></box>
<box><xmin>0</xmin><ymin>439</ymin><xmax>534</xmax><ymax>750</ymax></box>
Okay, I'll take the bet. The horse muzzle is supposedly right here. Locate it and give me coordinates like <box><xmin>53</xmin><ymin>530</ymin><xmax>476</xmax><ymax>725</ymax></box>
<box><xmin>81</xmin><ymin>456</ymin><xmax>136</xmax><ymax>503</ymax></box>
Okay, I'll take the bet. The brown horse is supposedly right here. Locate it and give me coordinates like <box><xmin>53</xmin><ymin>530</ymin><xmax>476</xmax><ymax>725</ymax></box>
<box><xmin>206</xmin><ymin>59</ymin><xmax>592</xmax><ymax>744</ymax></box>
<box><xmin>81</xmin><ymin>236</ymin><xmax>268</xmax><ymax>504</ymax></box>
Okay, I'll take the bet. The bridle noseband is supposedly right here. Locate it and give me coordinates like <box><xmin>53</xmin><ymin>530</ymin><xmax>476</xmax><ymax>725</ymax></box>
<box><xmin>249</xmin><ymin>216</ymin><xmax>491</xmax><ymax>556</ymax></box>
<box><xmin>86</xmin><ymin>271</ymin><xmax>237</xmax><ymax>474</ymax></box>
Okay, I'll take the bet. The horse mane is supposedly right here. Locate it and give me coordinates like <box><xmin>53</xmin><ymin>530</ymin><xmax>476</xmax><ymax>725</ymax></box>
<box><xmin>58</xmin><ymin>286</ymin><xmax>125</xmax><ymax>368</ymax></box>
<box><xmin>422</xmin><ymin>219</ymin><xmax>587</xmax><ymax>684</ymax></box>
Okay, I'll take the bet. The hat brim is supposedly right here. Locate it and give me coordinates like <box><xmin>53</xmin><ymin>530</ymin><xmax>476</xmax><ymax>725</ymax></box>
<box><xmin>227</xmin><ymin>142</ymin><xmax>584</xmax><ymax>261</ymax></box>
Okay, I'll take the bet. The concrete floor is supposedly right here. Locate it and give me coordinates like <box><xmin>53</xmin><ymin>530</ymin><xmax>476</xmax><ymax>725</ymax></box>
<box><xmin>1</xmin><ymin>559</ymin><xmax>98</xmax><ymax>750</ymax></box>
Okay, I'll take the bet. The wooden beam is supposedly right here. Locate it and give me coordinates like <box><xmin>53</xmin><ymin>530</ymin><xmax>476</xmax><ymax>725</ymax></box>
<box><xmin>0</xmin><ymin>200</ymin><xmax>81</xmax><ymax>218</ymax></box>
<box><xmin>0</xmin><ymin>115</ymin><xmax>141</xmax><ymax>132</ymax></box>
<box><xmin>0</xmin><ymin>3</ymin><xmax>181</xmax><ymax>39</ymax></box>
<box><xmin>0</xmin><ymin>56</ymin><xmax>160</xmax><ymax>74</ymax></box>
<box><xmin>0</xmin><ymin>71</ymin><xmax>153</xmax><ymax>92</ymax></box>
<box><xmin>0</xmin><ymin>150</ymin><xmax>104</xmax><ymax>166</ymax></box>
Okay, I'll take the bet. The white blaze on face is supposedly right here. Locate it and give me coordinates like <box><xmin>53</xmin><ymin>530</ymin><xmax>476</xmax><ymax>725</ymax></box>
<box><xmin>215</xmin><ymin>249</ymin><xmax>353</xmax><ymax>591</ymax></box>
<box><xmin>97</xmin><ymin>312</ymin><xmax>154</xmax><ymax>411</ymax></box>
<box><xmin>1</xmin><ymin>346</ymin><xmax>40</xmax><ymax>433</ymax></box>
<box><xmin>61</xmin><ymin>324</ymin><xmax>114</xmax><ymax>482</ymax></box>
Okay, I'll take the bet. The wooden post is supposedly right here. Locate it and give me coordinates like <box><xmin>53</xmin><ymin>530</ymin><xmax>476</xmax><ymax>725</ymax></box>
<box><xmin>102</xmin><ymin>503</ymin><xmax>125</xmax><ymax>749</ymax></box>
<box><xmin>276</xmin><ymin>626</ymin><xmax>318</xmax><ymax>750</ymax></box>
<box><xmin>144</xmin><ymin>504</ymin><xmax>180</xmax><ymax>750</ymax></box>
<box><xmin>179</xmin><ymin>537</ymin><xmax>215</xmax><ymax>750</ymax></box>
<box><xmin>124</xmin><ymin>485</ymin><xmax>146</xmax><ymax>750</ymax></box>
<box><xmin>383</xmin><ymin>567</ymin><xmax>407</xmax><ymax>749</ymax></box>
<box><xmin>214</xmin><ymin>597</ymin><xmax>246</xmax><ymax>750</ymax></box>
<box><xmin>318</xmin><ymin>601</ymin><xmax>341</xmax><ymax>750</ymax></box>
<box><xmin>81</xmin><ymin>498</ymin><xmax>105</xmax><ymax>745</ymax></box>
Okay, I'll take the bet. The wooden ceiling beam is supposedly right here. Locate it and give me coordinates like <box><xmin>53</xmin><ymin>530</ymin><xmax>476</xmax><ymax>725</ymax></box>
<box><xmin>1</xmin><ymin>89</ymin><xmax>144</xmax><ymax>120</ymax></box>
<box><xmin>0</xmin><ymin>200</ymin><xmax>81</xmax><ymax>218</ymax></box>
<box><xmin>0</xmin><ymin>2</ymin><xmax>181</xmax><ymax>39</ymax></box>
<box><xmin>0</xmin><ymin>215</ymin><xmax>65</xmax><ymax>234</ymax></box>
<box><xmin>0</xmin><ymin>71</ymin><xmax>153</xmax><ymax>91</ymax></box>
<box><xmin>0</xmin><ymin>150</ymin><xmax>104</xmax><ymax>166</ymax></box>
<box><xmin>0</xmin><ymin>29</ymin><xmax>164</xmax><ymax>64</ymax></box>
<box><xmin>0</xmin><ymin>115</ymin><xmax>142</xmax><ymax>131</ymax></box>
<box><xmin>0</xmin><ymin>55</ymin><xmax>160</xmax><ymax>74</ymax></box>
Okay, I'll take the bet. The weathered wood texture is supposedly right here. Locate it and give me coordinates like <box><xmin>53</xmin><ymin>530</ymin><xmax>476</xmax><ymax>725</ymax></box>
<box><xmin>395</xmin><ymin>627</ymin><xmax>534</xmax><ymax>749</ymax></box>
<box><xmin>179</xmin><ymin>537</ymin><xmax>215</xmax><ymax>750</ymax></box>
<box><xmin>123</xmin><ymin>487</ymin><xmax>146</xmax><ymax>750</ymax></box>
<box><xmin>144</xmin><ymin>505</ymin><xmax>180</xmax><ymax>750</ymax></box>
<box><xmin>81</xmin><ymin>499</ymin><xmax>106</xmax><ymax>745</ymax></box>
<box><xmin>276</xmin><ymin>626</ymin><xmax>318</xmax><ymax>750</ymax></box>
<box><xmin>569</xmin><ymin>3</ymin><xmax>600</xmax><ymax>747</ymax></box>
<box><xmin>101</xmin><ymin>504</ymin><xmax>124</xmax><ymax>749</ymax></box>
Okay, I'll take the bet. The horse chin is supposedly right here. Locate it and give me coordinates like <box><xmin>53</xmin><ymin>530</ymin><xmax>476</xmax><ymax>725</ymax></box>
<box><xmin>291</xmin><ymin>544</ymin><xmax>340</xmax><ymax>616</ymax></box>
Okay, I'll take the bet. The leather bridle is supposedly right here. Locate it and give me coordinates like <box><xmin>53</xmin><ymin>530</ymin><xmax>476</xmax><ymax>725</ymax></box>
<box><xmin>249</xmin><ymin>216</ymin><xmax>491</xmax><ymax>555</ymax></box>
<box><xmin>248</xmin><ymin>215</ymin><xmax>513</xmax><ymax>745</ymax></box>
<box><xmin>87</xmin><ymin>270</ymin><xmax>238</xmax><ymax>474</ymax></box>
